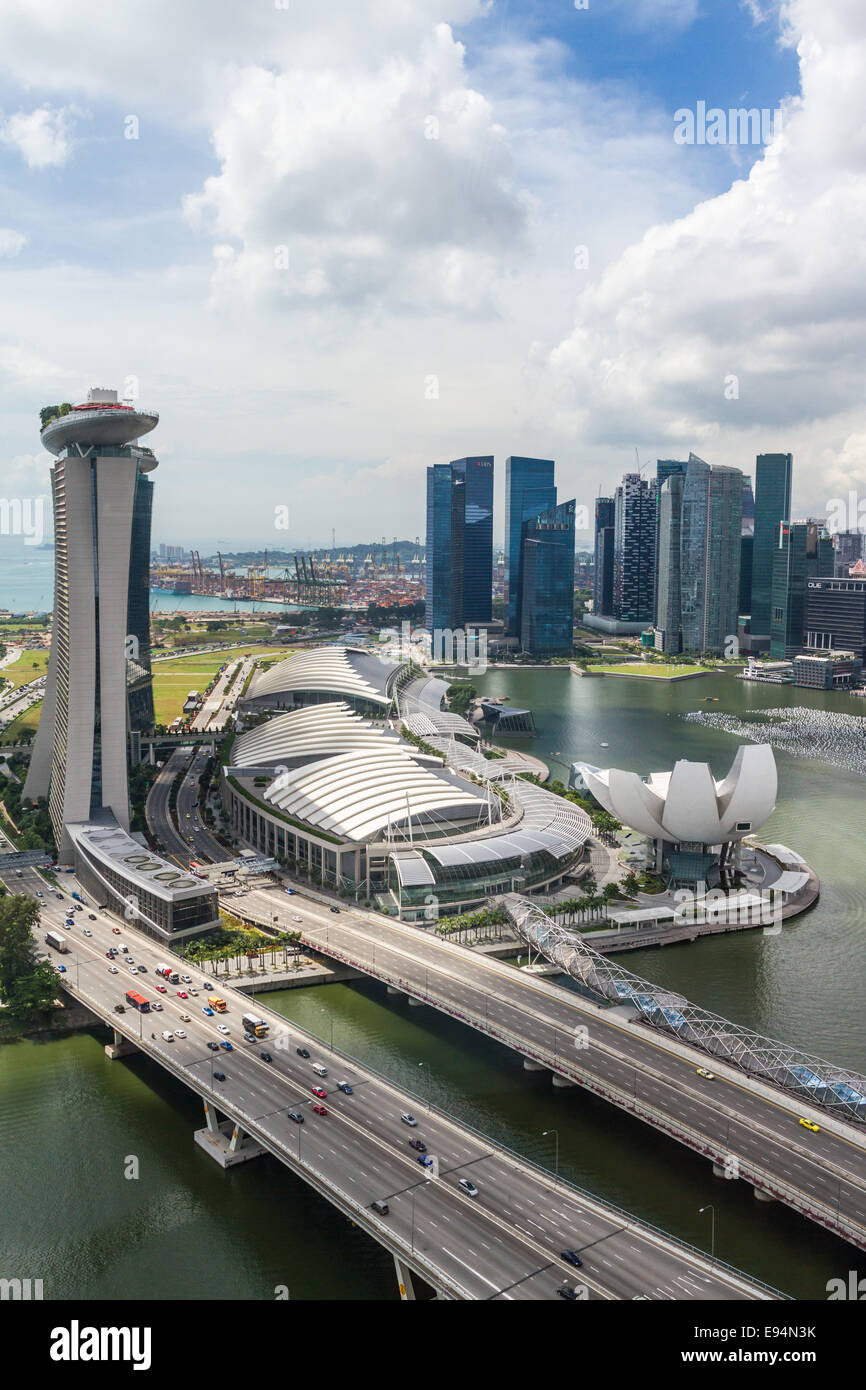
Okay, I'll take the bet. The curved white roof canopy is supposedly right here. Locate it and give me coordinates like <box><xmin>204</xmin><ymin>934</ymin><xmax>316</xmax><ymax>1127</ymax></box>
<box><xmin>246</xmin><ymin>645</ymin><xmax>401</xmax><ymax>708</ymax></box>
<box><xmin>232</xmin><ymin>702</ymin><xmax>398</xmax><ymax>767</ymax></box>
<box><xmin>575</xmin><ymin>745</ymin><xmax>777</xmax><ymax>844</ymax></box>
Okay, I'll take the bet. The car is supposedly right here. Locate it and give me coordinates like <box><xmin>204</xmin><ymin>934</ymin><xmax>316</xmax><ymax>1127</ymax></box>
<box><xmin>557</xmin><ymin>1286</ymin><xmax>579</xmax><ymax>1301</ymax></box>
<box><xmin>177</xmin><ymin>991</ymin><xmax>188</xmax><ymax>999</ymax></box>
<box><xmin>152</xmin><ymin>1002</ymin><xmax>163</xmax><ymax>1011</ymax></box>
<box><xmin>213</xmin><ymin>1071</ymin><xmax>226</xmax><ymax>1082</ymax></box>
<box><xmin>284</xmin><ymin>887</ymin><xmax>295</xmax><ymax>895</ymax></box>
<box><xmin>311</xmin><ymin>1086</ymin><xmax>327</xmax><ymax>1099</ymax></box>
<box><xmin>203</xmin><ymin>1006</ymin><xmax>214</xmax><ymax>1016</ymax></box>
<box><xmin>112</xmin><ymin>926</ymin><xmax>121</xmax><ymax>934</ymax></box>
<box><xmin>128</xmin><ymin>967</ymin><xmax>138</xmax><ymax>975</ymax></box>
<box><xmin>207</xmin><ymin>1041</ymin><xmax>220</xmax><ymax>1051</ymax></box>
<box><xmin>218</xmin><ymin>1023</ymin><xmax>229</xmax><ymax>1034</ymax></box>
<box><xmin>161</xmin><ymin>1030</ymin><xmax>174</xmax><ymax>1042</ymax></box>
<box><xmin>409</xmin><ymin>1138</ymin><xmax>427</xmax><ymax>1152</ymax></box>
<box><xmin>561</xmin><ymin>1250</ymin><xmax>584</xmax><ymax>1269</ymax></box>
<box><xmin>292</xmin><ymin>914</ymin><xmax>303</xmax><ymax>923</ymax></box>
<box><xmin>220</xmin><ymin>1041</ymin><xmax>233</xmax><ymax>1051</ymax></box>
<box><xmin>175</xmin><ymin>1028</ymin><xmax>187</xmax><ymax>1038</ymax></box>
<box><xmin>799</xmin><ymin>1117</ymin><xmax>821</xmax><ymax>1132</ymax></box>
<box><xmin>401</xmin><ymin>1112</ymin><xmax>418</xmax><ymax>1127</ymax></box>
<box><xmin>312</xmin><ymin>1103</ymin><xmax>328</xmax><ymax>1116</ymax></box>
<box><xmin>113</xmin><ymin>1002</ymin><xmax>124</xmax><ymax>1012</ymax></box>
<box><xmin>82</xmin><ymin>927</ymin><xmax>92</xmax><ymax>936</ymax></box>
<box><xmin>202</xmin><ymin>981</ymin><xmax>213</xmax><ymax>989</ymax></box>
<box><xmin>36</xmin><ymin>890</ymin><xmax>43</xmax><ymax>898</ymax></box>
<box><xmin>108</xmin><ymin>965</ymin><xmax>118</xmax><ymax>974</ymax></box>
<box><xmin>179</xmin><ymin>1013</ymin><xmax>191</xmax><ymax>1022</ymax></box>
<box><xmin>55</xmin><ymin>892</ymin><xmax>63</xmax><ymax>900</ymax></box>
<box><xmin>260</xmin><ymin>1051</ymin><xmax>273</xmax><ymax>1063</ymax></box>
<box><xmin>288</xmin><ymin>1111</ymin><xmax>304</xmax><ymax>1124</ymax></box>
<box><xmin>458</xmin><ymin>1179</ymin><xmax>479</xmax><ymax>1197</ymax></box>
<box><xmin>137</xmin><ymin>965</ymin><xmax>147</xmax><ymax>973</ymax></box>
<box><xmin>185</xmin><ymin>813</ymin><xmax>190</xmax><ymax>819</ymax></box>
<box><xmin>371</xmin><ymin>1199</ymin><xmax>389</xmax><ymax>1216</ymax></box>
<box><xmin>125</xmin><ymin>957</ymin><xmax>134</xmax><ymax>965</ymax></box>
<box><xmin>337</xmin><ymin>1082</ymin><xmax>353</xmax><ymax>1095</ymax></box>
<box><xmin>296</xmin><ymin>1047</ymin><xmax>310</xmax><ymax>1059</ymax></box>
<box><xmin>696</xmin><ymin>1067</ymin><xmax>715</xmax><ymax>1080</ymax></box>
<box><xmin>156</xmin><ymin>984</ymin><xmax>167</xmax><ymax>993</ymax></box>
<box><xmin>105</xmin><ymin>951</ymin><xmax>113</xmax><ymax>958</ymax></box>
<box><xmin>181</xmin><ymin>975</ymin><xmax>191</xmax><ymax>983</ymax></box>
<box><xmin>75</xmin><ymin>904</ymin><xmax>83</xmax><ymax>912</ymax></box>
<box><xmin>417</xmin><ymin>1154</ymin><xmax>433</xmax><ymax>1168</ymax></box>
<box><xmin>57</xmin><ymin>964</ymin><xmax>67</xmax><ymax>973</ymax></box>
<box><xmin>187</xmin><ymin>989</ymin><xmax>198</xmax><ymax>996</ymax></box>
<box><xmin>88</xmin><ymin>913</ymin><xmax>96</xmax><ymax>920</ymax></box>
<box><xmin>329</xmin><ymin>906</ymin><xmax>340</xmax><ymax>913</ymax></box>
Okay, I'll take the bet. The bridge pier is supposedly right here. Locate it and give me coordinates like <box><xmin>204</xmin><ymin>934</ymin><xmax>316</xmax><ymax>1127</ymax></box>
<box><xmin>194</xmin><ymin>1112</ymin><xmax>266</xmax><ymax>1168</ymax></box>
<box><xmin>523</xmin><ymin>1058</ymin><xmax>547</xmax><ymax>1072</ymax></box>
<box><xmin>552</xmin><ymin>1074</ymin><xmax>577</xmax><ymax>1088</ymax></box>
<box><xmin>408</xmin><ymin>997</ymin><xmax>423</xmax><ymax>1007</ymax></box>
<box><xmin>386</xmin><ymin>986</ymin><xmax>403</xmax><ymax>996</ymax></box>
<box><xmin>752</xmin><ymin>1187</ymin><xmax>777</xmax><ymax>1204</ymax></box>
<box><xmin>104</xmin><ymin>1029</ymin><xmax>138</xmax><ymax>1060</ymax></box>
<box><xmin>393</xmin><ymin>1255</ymin><xmax>417</xmax><ymax>1301</ymax></box>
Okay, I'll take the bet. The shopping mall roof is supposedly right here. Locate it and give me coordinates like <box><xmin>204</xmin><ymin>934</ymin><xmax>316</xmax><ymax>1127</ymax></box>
<box><xmin>232</xmin><ymin>702</ymin><xmax>399</xmax><ymax>768</ymax></box>
<box><xmin>245</xmin><ymin>645</ymin><xmax>403</xmax><ymax>708</ymax></box>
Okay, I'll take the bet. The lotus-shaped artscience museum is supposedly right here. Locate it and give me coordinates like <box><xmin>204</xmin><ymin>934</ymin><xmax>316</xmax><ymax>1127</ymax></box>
<box><xmin>575</xmin><ymin>744</ymin><xmax>777</xmax><ymax>846</ymax></box>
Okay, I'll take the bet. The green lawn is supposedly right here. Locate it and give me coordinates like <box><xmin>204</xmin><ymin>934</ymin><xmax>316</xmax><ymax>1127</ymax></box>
<box><xmin>0</xmin><ymin>701</ymin><xmax>42</xmax><ymax>744</ymax></box>
<box><xmin>152</xmin><ymin>646</ymin><xmax>289</xmax><ymax>724</ymax></box>
<box><xmin>597</xmin><ymin>662</ymin><xmax>713</xmax><ymax>679</ymax></box>
<box><xmin>0</xmin><ymin>649</ymin><xmax>49</xmax><ymax>690</ymax></box>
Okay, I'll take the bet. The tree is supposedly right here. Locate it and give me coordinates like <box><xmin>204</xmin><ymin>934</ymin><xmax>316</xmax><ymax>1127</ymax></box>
<box><xmin>0</xmin><ymin>893</ymin><xmax>40</xmax><ymax>996</ymax></box>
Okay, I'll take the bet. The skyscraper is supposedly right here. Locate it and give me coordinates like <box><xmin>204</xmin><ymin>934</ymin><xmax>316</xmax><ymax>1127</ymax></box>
<box><xmin>770</xmin><ymin>520</ymin><xmax>834</xmax><ymax>658</ymax></box>
<box><xmin>592</xmin><ymin>496</ymin><xmax>615</xmax><ymax>618</ymax></box>
<box><xmin>751</xmin><ymin>452</ymin><xmax>793</xmax><ymax>638</ymax></box>
<box><xmin>654</xmin><ymin>454</ymin><xmax>742</xmax><ymax>655</ymax></box>
<box><xmin>425</xmin><ymin>455</ymin><xmax>493</xmax><ymax>639</ymax></box>
<box><xmin>504</xmin><ymin>457</ymin><xmax>556</xmax><ymax>636</ymax></box>
<box><xmin>518</xmin><ymin>499</ymin><xmax>576</xmax><ymax>656</ymax></box>
<box><xmin>24</xmin><ymin>389</ymin><xmax>159</xmax><ymax>857</ymax></box>
<box><xmin>833</xmin><ymin>530</ymin><xmax>864</xmax><ymax>576</ymax></box>
<box><xmin>613</xmin><ymin>473</ymin><xmax>656</xmax><ymax>624</ymax></box>
<box><xmin>654</xmin><ymin>461</ymin><xmax>687</xmax><ymax>622</ymax></box>
<box><xmin>739</xmin><ymin>475</ymin><xmax>756</xmax><ymax>616</ymax></box>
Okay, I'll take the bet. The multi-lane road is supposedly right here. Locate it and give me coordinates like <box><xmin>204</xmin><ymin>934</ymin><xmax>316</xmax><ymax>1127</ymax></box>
<box><xmin>146</xmin><ymin>745</ymin><xmax>223</xmax><ymax>866</ymax></box>
<box><xmin>233</xmin><ymin>885</ymin><xmax>866</xmax><ymax>1252</ymax></box>
<box><xmin>2</xmin><ymin>857</ymin><xmax>780</xmax><ymax>1301</ymax></box>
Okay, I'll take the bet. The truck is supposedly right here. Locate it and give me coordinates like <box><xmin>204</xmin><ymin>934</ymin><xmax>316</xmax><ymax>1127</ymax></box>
<box><xmin>208</xmin><ymin>996</ymin><xmax>227</xmax><ymax>1013</ymax></box>
<box><xmin>125</xmin><ymin>991</ymin><xmax>151</xmax><ymax>1013</ymax></box>
<box><xmin>242</xmin><ymin>1012</ymin><xmax>268</xmax><ymax>1038</ymax></box>
<box><xmin>45</xmin><ymin>930</ymin><xmax>69</xmax><ymax>954</ymax></box>
<box><xmin>156</xmin><ymin>963</ymin><xmax>179</xmax><ymax>984</ymax></box>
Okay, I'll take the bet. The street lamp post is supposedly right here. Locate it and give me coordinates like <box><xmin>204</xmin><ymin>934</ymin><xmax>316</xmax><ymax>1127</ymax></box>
<box><xmin>418</xmin><ymin>1061</ymin><xmax>435</xmax><ymax>1112</ymax></box>
<box><xmin>699</xmin><ymin>1204</ymin><xmax>715</xmax><ymax>1264</ymax></box>
<box><xmin>543</xmin><ymin>1128</ymin><xmax>560</xmax><ymax>1186</ymax></box>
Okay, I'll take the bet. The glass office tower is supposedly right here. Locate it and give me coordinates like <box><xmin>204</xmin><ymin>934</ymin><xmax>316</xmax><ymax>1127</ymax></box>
<box><xmin>752</xmin><ymin>452</ymin><xmax>793</xmax><ymax>637</ymax></box>
<box><xmin>613</xmin><ymin>474</ymin><xmax>656</xmax><ymax>623</ymax></box>
<box><xmin>593</xmin><ymin>496</ymin><xmax>615</xmax><ymax>618</ymax></box>
<box><xmin>504</xmin><ymin>457</ymin><xmax>556</xmax><ymax>635</ymax></box>
<box><xmin>425</xmin><ymin>456</ymin><xmax>493</xmax><ymax>637</ymax></box>
<box><xmin>655</xmin><ymin>454</ymin><xmax>742</xmax><ymax>655</ymax></box>
<box><xmin>518</xmin><ymin>499</ymin><xmax>576</xmax><ymax>656</ymax></box>
<box><xmin>654</xmin><ymin>472</ymin><xmax>686</xmax><ymax>652</ymax></box>
<box><xmin>770</xmin><ymin>521</ymin><xmax>835</xmax><ymax>658</ymax></box>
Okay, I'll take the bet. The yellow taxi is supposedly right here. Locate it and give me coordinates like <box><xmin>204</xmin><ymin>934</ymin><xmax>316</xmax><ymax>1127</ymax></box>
<box><xmin>798</xmin><ymin>1117</ymin><xmax>820</xmax><ymax>1132</ymax></box>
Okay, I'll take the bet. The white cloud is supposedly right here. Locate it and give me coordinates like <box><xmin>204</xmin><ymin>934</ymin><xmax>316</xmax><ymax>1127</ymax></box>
<box><xmin>0</xmin><ymin>105</ymin><xmax>76</xmax><ymax>167</ymax></box>
<box><xmin>0</xmin><ymin>229</ymin><xmax>25</xmax><ymax>256</ymax></box>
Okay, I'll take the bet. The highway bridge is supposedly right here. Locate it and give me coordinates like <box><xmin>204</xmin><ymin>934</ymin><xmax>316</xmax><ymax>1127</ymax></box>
<box><xmin>229</xmin><ymin>884</ymin><xmax>866</xmax><ymax>1254</ymax></box>
<box><xmin>2</xmin><ymin>856</ymin><xmax>780</xmax><ymax>1302</ymax></box>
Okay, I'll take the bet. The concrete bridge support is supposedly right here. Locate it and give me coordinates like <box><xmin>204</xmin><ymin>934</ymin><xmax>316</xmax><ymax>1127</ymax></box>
<box><xmin>393</xmin><ymin>1255</ymin><xmax>417</xmax><ymax>1301</ymax></box>
<box><xmin>753</xmin><ymin>1187</ymin><xmax>777</xmax><ymax>1203</ymax></box>
<box><xmin>523</xmin><ymin>1058</ymin><xmax>547</xmax><ymax>1072</ymax></box>
<box><xmin>104</xmin><ymin>1029</ymin><xmax>138</xmax><ymax>1060</ymax></box>
<box><xmin>552</xmin><ymin>1074</ymin><xmax>577</xmax><ymax>1088</ymax></box>
<box><xmin>194</xmin><ymin>1108</ymin><xmax>267</xmax><ymax>1168</ymax></box>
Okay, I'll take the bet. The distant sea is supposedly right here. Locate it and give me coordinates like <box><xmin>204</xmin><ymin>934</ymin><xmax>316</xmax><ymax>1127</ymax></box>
<box><xmin>0</xmin><ymin>544</ymin><xmax>300</xmax><ymax>616</ymax></box>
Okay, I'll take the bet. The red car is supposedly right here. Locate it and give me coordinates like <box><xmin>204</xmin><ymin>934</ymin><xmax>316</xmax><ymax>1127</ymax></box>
<box><xmin>105</xmin><ymin>951</ymin><xmax>113</xmax><ymax>958</ymax></box>
<box><xmin>156</xmin><ymin>984</ymin><xmax>167</xmax><ymax>993</ymax></box>
<box><xmin>112</xmin><ymin>927</ymin><xmax>121</xmax><ymax>935</ymax></box>
<box><xmin>177</xmin><ymin>991</ymin><xmax>188</xmax><ymax>998</ymax></box>
<box><xmin>312</xmin><ymin>1104</ymin><xmax>328</xmax><ymax>1116</ymax></box>
<box><xmin>311</xmin><ymin>1086</ymin><xmax>327</xmax><ymax>1099</ymax></box>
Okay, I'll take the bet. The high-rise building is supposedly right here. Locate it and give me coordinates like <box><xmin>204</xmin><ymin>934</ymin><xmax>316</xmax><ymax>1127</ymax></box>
<box><xmin>833</xmin><ymin>530</ymin><xmax>864</xmax><ymax>576</ymax></box>
<box><xmin>770</xmin><ymin>520</ymin><xmax>834</xmax><ymax>658</ymax></box>
<box><xmin>613</xmin><ymin>473</ymin><xmax>656</xmax><ymax>625</ymax></box>
<box><xmin>654</xmin><ymin>461</ymin><xmax>687</xmax><ymax>622</ymax></box>
<box><xmin>24</xmin><ymin>390</ymin><xmax>159</xmax><ymax>856</ymax></box>
<box><xmin>518</xmin><ymin>500</ymin><xmax>576</xmax><ymax>656</ymax></box>
<box><xmin>504</xmin><ymin>457</ymin><xmax>556</xmax><ymax>636</ymax></box>
<box><xmin>654</xmin><ymin>454</ymin><xmax>742</xmax><ymax>655</ymax></box>
<box><xmin>739</xmin><ymin>475</ymin><xmax>756</xmax><ymax>616</ymax></box>
<box><xmin>425</xmin><ymin>455</ymin><xmax>493</xmax><ymax>640</ymax></box>
<box><xmin>592</xmin><ymin>496</ymin><xmax>615</xmax><ymax>618</ymax></box>
<box><xmin>751</xmin><ymin>452</ymin><xmax>793</xmax><ymax>637</ymax></box>
<box><xmin>804</xmin><ymin>575</ymin><xmax>866</xmax><ymax>660</ymax></box>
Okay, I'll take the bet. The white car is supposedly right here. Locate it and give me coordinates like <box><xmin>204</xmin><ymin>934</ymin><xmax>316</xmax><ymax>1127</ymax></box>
<box><xmin>179</xmin><ymin>1013</ymin><xmax>191</xmax><ymax>1022</ymax></box>
<box><xmin>83</xmin><ymin>928</ymin><xmax>92</xmax><ymax>937</ymax></box>
<box><xmin>181</xmin><ymin>975</ymin><xmax>192</xmax><ymax>983</ymax></box>
<box><xmin>161</xmin><ymin>1031</ymin><xmax>174</xmax><ymax>1042</ymax></box>
<box><xmin>108</xmin><ymin>966</ymin><xmax>118</xmax><ymax>974</ymax></box>
<box><xmin>175</xmin><ymin>1028</ymin><xmax>187</xmax><ymax>1039</ymax></box>
<box><xmin>218</xmin><ymin>1024</ymin><xmax>230</xmax><ymax>1035</ymax></box>
<box><xmin>152</xmin><ymin>1002</ymin><xmax>163</xmax><ymax>1011</ymax></box>
<box><xmin>292</xmin><ymin>915</ymin><xmax>303</xmax><ymax>923</ymax></box>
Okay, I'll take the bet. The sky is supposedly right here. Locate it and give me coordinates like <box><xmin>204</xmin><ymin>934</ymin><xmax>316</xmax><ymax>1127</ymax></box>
<box><xmin>0</xmin><ymin>0</ymin><xmax>862</xmax><ymax>551</ymax></box>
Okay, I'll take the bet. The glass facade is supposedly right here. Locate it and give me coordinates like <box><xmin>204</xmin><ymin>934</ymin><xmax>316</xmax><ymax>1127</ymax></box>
<box><xmin>613</xmin><ymin>474</ymin><xmax>656</xmax><ymax>623</ymax></box>
<box><xmin>127</xmin><ymin>469</ymin><xmax>154</xmax><ymax>732</ymax></box>
<box><xmin>655</xmin><ymin>455</ymin><xmax>742</xmax><ymax>655</ymax></box>
<box><xmin>752</xmin><ymin>452</ymin><xmax>793</xmax><ymax>636</ymax></box>
<box><xmin>518</xmin><ymin>500</ymin><xmax>576</xmax><ymax>656</ymax></box>
<box><xmin>425</xmin><ymin>456</ymin><xmax>492</xmax><ymax>636</ymax></box>
<box><xmin>770</xmin><ymin>521</ymin><xmax>834</xmax><ymax>658</ymax></box>
<box><xmin>804</xmin><ymin>577</ymin><xmax>866</xmax><ymax>659</ymax></box>
<box><xmin>593</xmin><ymin>497</ymin><xmax>615</xmax><ymax>618</ymax></box>
<box><xmin>504</xmin><ymin>457</ymin><xmax>556</xmax><ymax>635</ymax></box>
<box><xmin>654</xmin><ymin>472</ymin><xmax>685</xmax><ymax>652</ymax></box>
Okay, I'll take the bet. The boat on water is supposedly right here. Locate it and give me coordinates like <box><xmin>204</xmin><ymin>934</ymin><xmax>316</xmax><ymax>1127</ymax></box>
<box><xmin>600</xmin><ymin>741</ymin><xmax>609</xmax><ymax>747</ymax></box>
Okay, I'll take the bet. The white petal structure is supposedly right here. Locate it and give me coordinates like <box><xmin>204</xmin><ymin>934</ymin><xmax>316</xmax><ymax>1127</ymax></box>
<box><xmin>575</xmin><ymin>745</ymin><xmax>777</xmax><ymax>845</ymax></box>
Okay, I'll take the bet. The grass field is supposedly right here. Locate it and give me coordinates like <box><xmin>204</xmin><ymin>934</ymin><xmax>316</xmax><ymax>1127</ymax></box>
<box><xmin>152</xmin><ymin>646</ymin><xmax>288</xmax><ymax>725</ymax></box>
<box><xmin>0</xmin><ymin>649</ymin><xmax>49</xmax><ymax>690</ymax></box>
<box><xmin>596</xmin><ymin>662</ymin><xmax>712</xmax><ymax>679</ymax></box>
<box><xmin>0</xmin><ymin>701</ymin><xmax>42</xmax><ymax>744</ymax></box>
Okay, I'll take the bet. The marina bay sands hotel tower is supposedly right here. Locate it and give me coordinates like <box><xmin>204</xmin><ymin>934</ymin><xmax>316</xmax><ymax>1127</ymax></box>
<box><xmin>25</xmin><ymin>389</ymin><xmax>158</xmax><ymax>858</ymax></box>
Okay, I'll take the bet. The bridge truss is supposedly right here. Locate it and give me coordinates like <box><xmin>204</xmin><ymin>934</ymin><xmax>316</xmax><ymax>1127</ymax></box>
<box><xmin>500</xmin><ymin>894</ymin><xmax>866</xmax><ymax>1126</ymax></box>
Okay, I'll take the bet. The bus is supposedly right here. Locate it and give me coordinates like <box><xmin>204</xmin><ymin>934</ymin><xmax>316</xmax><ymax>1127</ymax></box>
<box><xmin>125</xmin><ymin>991</ymin><xmax>151</xmax><ymax>1013</ymax></box>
